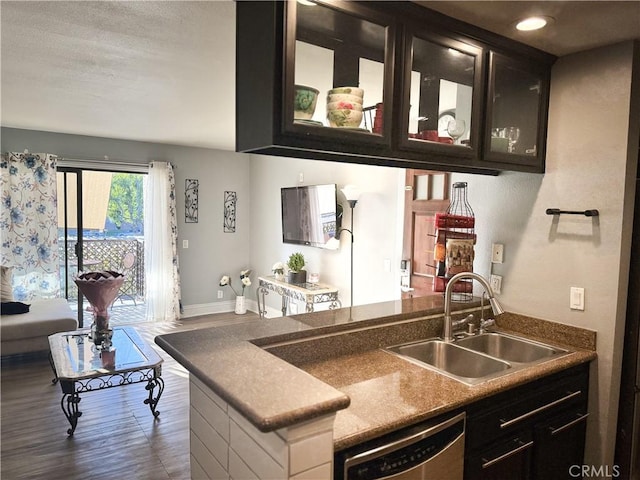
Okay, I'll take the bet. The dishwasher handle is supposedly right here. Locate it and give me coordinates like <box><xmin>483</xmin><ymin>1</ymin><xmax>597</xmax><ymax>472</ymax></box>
<box><xmin>345</xmin><ymin>412</ymin><xmax>466</xmax><ymax>464</ymax></box>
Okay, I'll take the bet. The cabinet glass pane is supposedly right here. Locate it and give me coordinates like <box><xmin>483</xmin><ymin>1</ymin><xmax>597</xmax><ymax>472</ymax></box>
<box><xmin>408</xmin><ymin>36</ymin><xmax>474</xmax><ymax>147</ymax></box>
<box><xmin>294</xmin><ymin>1</ymin><xmax>387</xmax><ymax>133</ymax></box>
<box><xmin>490</xmin><ymin>60</ymin><xmax>541</xmax><ymax>156</ymax></box>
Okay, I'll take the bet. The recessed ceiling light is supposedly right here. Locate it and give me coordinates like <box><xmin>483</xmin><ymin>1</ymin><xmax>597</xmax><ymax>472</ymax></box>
<box><xmin>516</xmin><ymin>16</ymin><xmax>554</xmax><ymax>31</ymax></box>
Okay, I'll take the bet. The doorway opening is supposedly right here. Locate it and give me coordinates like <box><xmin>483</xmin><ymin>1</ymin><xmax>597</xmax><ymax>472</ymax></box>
<box><xmin>401</xmin><ymin>169</ymin><xmax>450</xmax><ymax>299</ymax></box>
<box><xmin>57</xmin><ymin>168</ymin><xmax>147</xmax><ymax>327</ymax></box>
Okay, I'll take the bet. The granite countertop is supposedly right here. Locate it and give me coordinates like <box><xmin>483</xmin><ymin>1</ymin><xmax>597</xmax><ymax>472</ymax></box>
<box><xmin>155</xmin><ymin>296</ymin><xmax>597</xmax><ymax>451</ymax></box>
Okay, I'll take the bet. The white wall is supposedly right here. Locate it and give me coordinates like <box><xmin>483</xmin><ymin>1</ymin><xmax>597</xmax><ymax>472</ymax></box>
<box><xmin>249</xmin><ymin>155</ymin><xmax>405</xmax><ymax>313</ymax></box>
<box><xmin>453</xmin><ymin>41</ymin><xmax>638</xmax><ymax>467</ymax></box>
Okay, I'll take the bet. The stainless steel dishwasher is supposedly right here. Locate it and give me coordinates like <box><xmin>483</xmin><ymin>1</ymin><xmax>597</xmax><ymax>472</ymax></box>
<box><xmin>335</xmin><ymin>412</ymin><xmax>465</xmax><ymax>480</ymax></box>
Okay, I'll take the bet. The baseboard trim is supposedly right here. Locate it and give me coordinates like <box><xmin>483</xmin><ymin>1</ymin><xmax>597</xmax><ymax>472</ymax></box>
<box><xmin>181</xmin><ymin>300</ymin><xmax>287</xmax><ymax>319</ymax></box>
<box><xmin>181</xmin><ymin>299</ymin><xmax>260</xmax><ymax>318</ymax></box>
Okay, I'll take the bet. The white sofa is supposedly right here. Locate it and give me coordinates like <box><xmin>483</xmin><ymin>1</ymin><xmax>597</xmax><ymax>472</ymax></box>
<box><xmin>1</xmin><ymin>298</ymin><xmax>78</xmax><ymax>356</ymax></box>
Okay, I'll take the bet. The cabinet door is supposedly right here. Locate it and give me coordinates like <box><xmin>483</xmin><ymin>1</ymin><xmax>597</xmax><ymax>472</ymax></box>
<box><xmin>398</xmin><ymin>28</ymin><xmax>483</xmax><ymax>160</ymax></box>
<box><xmin>532</xmin><ymin>411</ymin><xmax>589</xmax><ymax>480</ymax></box>
<box><xmin>283</xmin><ymin>0</ymin><xmax>395</xmax><ymax>144</ymax></box>
<box><xmin>466</xmin><ymin>434</ymin><xmax>533</xmax><ymax>480</ymax></box>
<box><xmin>483</xmin><ymin>51</ymin><xmax>550</xmax><ymax>171</ymax></box>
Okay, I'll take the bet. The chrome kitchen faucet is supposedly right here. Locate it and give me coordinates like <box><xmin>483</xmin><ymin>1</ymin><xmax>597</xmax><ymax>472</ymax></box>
<box><xmin>444</xmin><ymin>272</ymin><xmax>505</xmax><ymax>342</ymax></box>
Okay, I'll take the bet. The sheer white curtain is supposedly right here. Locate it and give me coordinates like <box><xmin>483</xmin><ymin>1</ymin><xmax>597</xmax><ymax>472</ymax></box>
<box><xmin>144</xmin><ymin>162</ymin><xmax>181</xmax><ymax>322</ymax></box>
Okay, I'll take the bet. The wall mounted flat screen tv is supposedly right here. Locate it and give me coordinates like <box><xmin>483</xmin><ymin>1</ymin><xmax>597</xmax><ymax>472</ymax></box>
<box><xmin>281</xmin><ymin>184</ymin><xmax>338</xmax><ymax>248</ymax></box>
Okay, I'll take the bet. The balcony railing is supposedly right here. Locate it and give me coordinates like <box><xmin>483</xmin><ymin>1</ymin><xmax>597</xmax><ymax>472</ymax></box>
<box><xmin>60</xmin><ymin>238</ymin><xmax>145</xmax><ymax>302</ymax></box>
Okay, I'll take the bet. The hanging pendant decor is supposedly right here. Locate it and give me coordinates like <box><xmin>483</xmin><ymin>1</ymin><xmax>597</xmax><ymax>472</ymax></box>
<box><xmin>224</xmin><ymin>191</ymin><xmax>237</xmax><ymax>233</ymax></box>
<box><xmin>185</xmin><ymin>179</ymin><xmax>199</xmax><ymax>223</ymax></box>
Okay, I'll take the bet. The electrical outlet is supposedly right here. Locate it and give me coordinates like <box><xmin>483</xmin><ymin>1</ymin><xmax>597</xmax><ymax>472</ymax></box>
<box><xmin>491</xmin><ymin>243</ymin><xmax>504</xmax><ymax>263</ymax></box>
<box><xmin>217</xmin><ymin>290</ymin><xmax>223</xmax><ymax>299</ymax></box>
<box><xmin>490</xmin><ymin>274</ymin><xmax>502</xmax><ymax>294</ymax></box>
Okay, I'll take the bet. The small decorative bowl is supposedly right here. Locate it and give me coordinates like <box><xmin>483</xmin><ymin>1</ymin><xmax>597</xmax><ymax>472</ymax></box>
<box><xmin>327</xmin><ymin>101</ymin><xmax>363</xmax><ymax>112</ymax></box>
<box><xmin>327</xmin><ymin>109</ymin><xmax>363</xmax><ymax>128</ymax></box>
<box><xmin>328</xmin><ymin>86</ymin><xmax>364</xmax><ymax>97</ymax></box>
<box><xmin>294</xmin><ymin>85</ymin><xmax>319</xmax><ymax>120</ymax></box>
<box><xmin>326</xmin><ymin>93</ymin><xmax>363</xmax><ymax>105</ymax></box>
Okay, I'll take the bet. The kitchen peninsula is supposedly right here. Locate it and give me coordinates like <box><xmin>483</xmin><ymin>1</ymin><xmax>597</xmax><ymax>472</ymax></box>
<box><xmin>155</xmin><ymin>297</ymin><xmax>596</xmax><ymax>479</ymax></box>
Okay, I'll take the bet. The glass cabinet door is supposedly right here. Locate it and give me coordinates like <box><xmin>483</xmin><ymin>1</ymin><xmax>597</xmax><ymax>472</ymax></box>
<box><xmin>284</xmin><ymin>1</ymin><xmax>394</xmax><ymax>141</ymax></box>
<box><xmin>484</xmin><ymin>51</ymin><xmax>549</xmax><ymax>167</ymax></box>
<box><xmin>399</xmin><ymin>29</ymin><xmax>483</xmax><ymax>157</ymax></box>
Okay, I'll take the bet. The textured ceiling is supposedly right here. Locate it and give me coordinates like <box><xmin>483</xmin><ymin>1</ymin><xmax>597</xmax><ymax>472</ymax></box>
<box><xmin>1</xmin><ymin>1</ymin><xmax>638</xmax><ymax>151</ymax></box>
<box><xmin>1</xmin><ymin>1</ymin><xmax>236</xmax><ymax>150</ymax></box>
<box><xmin>418</xmin><ymin>1</ymin><xmax>640</xmax><ymax>57</ymax></box>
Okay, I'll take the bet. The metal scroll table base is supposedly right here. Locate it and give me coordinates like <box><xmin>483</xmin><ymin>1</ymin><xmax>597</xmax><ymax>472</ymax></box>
<box><xmin>50</xmin><ymin>356</ymin><xmax>164</xmax><ymax>436</ymax></box>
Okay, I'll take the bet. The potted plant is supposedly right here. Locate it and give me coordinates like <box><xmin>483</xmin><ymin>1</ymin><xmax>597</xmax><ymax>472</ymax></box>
<box><xmin>286</xmin><ymin>252</ymin><xmax>306</xmax><ymax>284</ymax></box>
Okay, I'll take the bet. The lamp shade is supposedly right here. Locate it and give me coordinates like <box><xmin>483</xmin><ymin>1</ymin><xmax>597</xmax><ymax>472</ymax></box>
<box><xmin>341</xmin><ymin>185</ymin><xmax>361</xmax><ymax>202</ymax></box>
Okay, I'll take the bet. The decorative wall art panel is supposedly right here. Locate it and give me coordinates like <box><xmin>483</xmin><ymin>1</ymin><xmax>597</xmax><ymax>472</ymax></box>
<box><xmin>224</xmin><ymin>191</ymin><xmax>237</xmax><ymax>233</ymax></box>
<box><xmin>185</xmin><ymin>179</ymin><xmax>199</xmax><ymax>223</ymax></box>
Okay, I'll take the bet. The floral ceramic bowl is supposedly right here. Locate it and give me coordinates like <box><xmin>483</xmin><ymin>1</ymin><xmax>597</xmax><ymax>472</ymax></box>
<box><xmin>328</xmin><ymin>86</ymin><xmax>364</xmax><ymax>98</ymax></box>
<box><xmin>327</xmin><ymin>101</ymin><xmax>363</xmax><ymax>111</ymax></box>
<box><xmin>327</xmin><ymin>108</ymin><xmax>363</xmax><ymax>128</ymax></box>
<box><xmin>294</xmin><ymin>85</ymin><xmax>319</xmax><ymax>120</ymax></box>
<box><xmin>326</xmin><ymin>93</ymin><xmax>363</xmax><ymax>105</ymax></box>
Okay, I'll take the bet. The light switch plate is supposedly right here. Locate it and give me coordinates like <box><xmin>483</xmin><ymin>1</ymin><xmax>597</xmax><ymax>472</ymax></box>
<box><xmin>570</xmin><ymin>287</ymin><xmax>585</xmax><ymax>310</ymax></box>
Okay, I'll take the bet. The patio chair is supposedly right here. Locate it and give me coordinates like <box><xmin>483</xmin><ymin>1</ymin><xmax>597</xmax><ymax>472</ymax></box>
<box><xmin>117</xmin><ymin>252</ymin><xmax>137</xmax><ymax>305</ymax></box>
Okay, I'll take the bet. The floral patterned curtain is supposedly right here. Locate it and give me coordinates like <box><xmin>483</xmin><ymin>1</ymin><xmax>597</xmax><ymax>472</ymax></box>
<box><xmin>1</xmin><ymin>153</ymin><xmax>60</xmax><ymax>300</ymax></box>
<box><xmin>144</xmin><ymin>161</ymin><xmax>181</xmax><ymax>321</ymax></box>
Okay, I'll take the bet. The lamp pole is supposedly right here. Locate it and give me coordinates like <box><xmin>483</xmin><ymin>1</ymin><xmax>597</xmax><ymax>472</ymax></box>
<box><xmin>340</xmin><ymin>185</ymin><xmax>360</xmax><ymax>308</ymax></box>
<box><xmin>347</xmin><ymin>199</ymin><xmax>356</xmax><ymax>307</ymax></box>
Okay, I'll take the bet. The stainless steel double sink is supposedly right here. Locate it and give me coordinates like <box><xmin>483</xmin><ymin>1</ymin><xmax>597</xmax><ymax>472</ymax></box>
<box><xmin>385</xmin><ymin>332</ymin><xmax>568</xmax><ymax>386</ymax></box>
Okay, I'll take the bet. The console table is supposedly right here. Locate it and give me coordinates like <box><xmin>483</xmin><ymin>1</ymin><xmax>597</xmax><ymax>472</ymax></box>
<box><xmin>257</xmin><ymin>275</ymin><xmax>340</xmax><ymax>319</ymax></box>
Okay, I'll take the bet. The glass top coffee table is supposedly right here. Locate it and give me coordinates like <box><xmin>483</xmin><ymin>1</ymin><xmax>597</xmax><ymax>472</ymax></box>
<box><xmin>48</xmin><ymin>326</ymin><xmax>164</xmax><ymax>435</ymax></box>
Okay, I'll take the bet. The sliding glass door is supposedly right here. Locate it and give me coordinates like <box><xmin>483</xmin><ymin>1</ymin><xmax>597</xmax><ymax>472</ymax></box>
<box><xmin>57</xmin><ymin>167</ymin><xmax>146</xmax><ymax>328</ymax></box>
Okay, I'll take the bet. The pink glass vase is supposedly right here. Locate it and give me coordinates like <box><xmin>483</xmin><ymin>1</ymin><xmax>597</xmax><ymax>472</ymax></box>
<box><xmin>74</xmin><ymin>270</ymin><xmax>125</xmax><ymax>347</ymax></box>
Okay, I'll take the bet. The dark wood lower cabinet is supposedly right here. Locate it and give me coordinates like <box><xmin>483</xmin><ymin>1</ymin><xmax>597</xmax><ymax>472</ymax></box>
<box><xmin>532</xmin><ymin>410</ymin><xmax>589</xmax><ymax>479</ymax></box>
<box><xmin>464</xmin><ymin>363</ymin><xmax>590</xmax><ymax>480</ymax></box>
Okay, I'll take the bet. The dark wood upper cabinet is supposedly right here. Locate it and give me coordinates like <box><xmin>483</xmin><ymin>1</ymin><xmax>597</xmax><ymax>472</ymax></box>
<box><xmin>397</xmin><ymin>26</ymin><xmax>484</xmax><ymax>162</ymax></box>
<box><xmin>282</xmin><ymin>0</ymin><xmax>396</xmax><ymax>147</ymax></box>
<box><xmin>236</xmin><ymin>1</ymin><xmax>556</xmax><ymax>174</ymax></box>
<box><xmin>482</xmin><ymin>51</ymin><xmax>551</xmax><ymax>170</ymax></box>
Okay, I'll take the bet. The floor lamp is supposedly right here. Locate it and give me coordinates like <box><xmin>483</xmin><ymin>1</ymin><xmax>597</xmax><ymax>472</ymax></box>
<box><xmin>327</xmin><ymin>185</ymin><xmax>360</xmax><ymax>307</ymax></box>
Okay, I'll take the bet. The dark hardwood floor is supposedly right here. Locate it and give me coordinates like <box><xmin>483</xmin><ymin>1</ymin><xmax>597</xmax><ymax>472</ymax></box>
<box><xmin>1</xmin><ymin>312</ymin><xmax>261</xmax><ymax>480</ymax></box>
